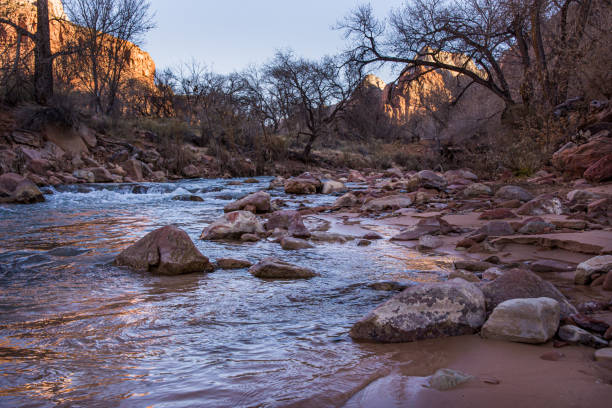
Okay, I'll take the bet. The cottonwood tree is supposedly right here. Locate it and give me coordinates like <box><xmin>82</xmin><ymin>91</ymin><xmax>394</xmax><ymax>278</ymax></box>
<box><xmin>339</xmin><ymin>0</ymin><xmax>602</xmax><ymax>112</ymax></box>
<box><xmin>65</xmin><ymin>0</ymin><xmax>155</xmax><ymax>114</ymax></box>
<box><xmin>0</xmin><ymin>0</ymin><xmax>71</xmax><ymax>103</ymax></box>
<box><xmin>265</xmin><ymin>51</ymin><xmax>363</xmax><ymax>160</ymax></box>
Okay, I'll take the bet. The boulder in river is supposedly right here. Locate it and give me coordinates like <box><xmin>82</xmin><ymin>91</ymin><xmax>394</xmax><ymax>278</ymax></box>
<box><xmin>215</xmin><ymin>258</ymin><xmax>252</xmax><ymax>269</ymax></box>
<box><xmin>224</xmin><ymin>191</ymin><xmax>271</xmax><ymax>213</ymax></box>
<box><xmin>321</xmin><ymin>180</ymin><xmax>346</xmax><ymax>194</ymax></box>
<box><xmin>280</xmin><ymin>236</ymin><xmax>313</xmax><ymax>250</ymax></box>
<box><xmin>350</xmin><ymin>279</ymin><xmax>486</xmax><ymax>343</ymax></box>
<box><xmin>495</xmin><ymin>185</ymin><xmax>534</xmax><ymax>202</ymax></box>
<box><xmin>249</xmin><ymin>257</ymin><xmax>318</xmax><ymax>279</ymax></box>
<box><xmin>481</xmin><ymin>297</ymin><xmax>560</xmax><ymax>344</ymax></box>
<box><xmin>0</xmin><ymin>173</ymin><xmax>45</xmax><ymax>204</ymax></box>
<box><xmin>265</xmin><ymin>210</ymin><xmax>311</xmax><ymax>238</ymax></box>
<box><xmin>116</xmin><ymin>226</ymin><xmax>214</xmax><ymax>275</ymax></box>
<box><xmin>333</xmin><ymin>192</ymin><xmax>358</xmax><ymax>208</ymax></box>
<box><xmin>284</xmin><ymin>173</ymin><xmax>322</xmax><ymax>194</ymax></box>
<box><xmin>574</xmin><ymin>255</ymin><xmax>612</xmax><ymax>285</ymax></box>
<box><xmin>201</xmin><ymin>211</ymin><xmax>265</xmax><ymax>240</ymax></box>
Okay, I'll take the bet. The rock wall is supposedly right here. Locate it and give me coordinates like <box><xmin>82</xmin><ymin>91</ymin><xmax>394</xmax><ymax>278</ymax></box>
<box><xmin>1</xmin><ymin>0</ymin><xmax>155</xmax><ymax>88</ymax></box>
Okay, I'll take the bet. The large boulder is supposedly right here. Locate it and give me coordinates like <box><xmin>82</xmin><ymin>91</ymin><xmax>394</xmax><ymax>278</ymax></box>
<box><xmin>552</xmin><ymin>136</ymin><xmax>612</xmax><ymax>178</ymax></box>
<box><xmin>349</xmin><ymin>279</ymin><xmax>486</xmax><ymax>343</ymax></box>
<box><xmin>584</xmin><ymin>153</ymin><xmax>612</xmax><ymax>182</ymax></box>
<box><xmin>249</xmin><ymin>257</ymin><xmax>318</xmax><ymax>279</ymax></box>
<box><xmin>0</xmin><ymin>173</ymin><xmax>45</xmax><ymax>204</ymax></box>
<box><xmin>362</xmin><ymin>194</ymin><xmax>413</xmax><ymax>211</ymax></box>
<box><xmin>201</xmin><ymin>211</ymin><xmax>265</xmax><ymax>240</ymax></box>
<box><xmin>480</xmin><ymin>269</ymin><xmax>577</xmax><ymax>318</ymax></box>
<box><xmin>481</xmin><ymin>297</ymin><xmax>560</xmax><ymax>344</ymax></box>
<box><xmin>265</xmin><ymin>210</ymin><xmax>310</xmax><ymax>238</ymax></box>
<box><xmin>122</xmin><ymin>159</ymin><xmax>144</xmax><ymax>181</ymax></box>
<box><xmin>574</xmin><ymin>255</ymin><xmax>612</xmax><ymax>285</ymax></box>
<box><xmin>495</xmin><ymin>185</ymin><xmax>534</xmax><ymax>202</ymax></box>
<box><xmin>88</xmin><ymin>167</ymin><xmax>114</xmax><ymax>183</ymax></box>
<box><xmin>115</xmin><ymin>226</ymin><xmax>214</xmax><ymax>275</ymax></box>
<box><xmin>224</xmin><ymin>191</ymin><xmax>271</xmax><ymax>213</ymax></box>
<box><xmin>284</xmin><ymin>173</ymin><xmax>322</xmax><ymax>194</ymax></box>
<box><xmin>333</xmin><ymin>192</ymin><xmax>359</xmax><ymax>208</ymax></box>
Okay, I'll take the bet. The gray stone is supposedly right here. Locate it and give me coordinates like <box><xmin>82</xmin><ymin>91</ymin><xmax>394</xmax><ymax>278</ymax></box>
<box><xmin>495</xmin><ymin>185</ymin><xmax>534</xmax><ymax>202</ymax></box>
<box><xmin>280</xmin><ymin>236</ymin><xmax>314</xmax><ymax>250</ymax></box>
<box><xmin>427</xmin><ymin>369</ymin><xmax>473</xmax><ymax>391</ymax></box>
<box><xmin>481</xmin><ymin>297</ymin><xmax>560</xmax><ymax>344</ymax></box>
<box><xmin>558</xmin><ymin>325</ymin><xmax>609</xmax><ymax>348</ymax></box>
<box><xmin>201</xmin><ymin>211</ymin><xmax>265</xmax><ymax>240</ymax></box>
<box><xmin>322</xmin><ymin>180</ymin><xmax>346</xmax><ymax>194</ymax></box>
<box><xmin>350</xmin><ymin>279</ymin><xmax>486</xmax><ymax>342</ymax></box>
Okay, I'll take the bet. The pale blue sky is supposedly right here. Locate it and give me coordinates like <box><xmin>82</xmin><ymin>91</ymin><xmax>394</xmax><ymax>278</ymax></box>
<box><xmin>145</xmin><ymin>0</ymin><xmax>403</xmax><ymax>81</ymax></box>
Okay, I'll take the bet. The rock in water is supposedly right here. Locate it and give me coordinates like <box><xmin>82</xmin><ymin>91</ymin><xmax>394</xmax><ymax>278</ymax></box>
<box><xmin>201</xmin><ymin>211</ymin><xmax>265</xmax><ymax>240</ymax></box>
<box><xmin>224</xmin><ymin>191</ymin><xmax>271</xmax><ymax>213</ymax></box>
<box><xmin>280</xmin><ymin>236</ymin><xmax>313</xmax><ymax>250</ymax></box>
<box><xmin>215</xmin><ymin>258</ymin><xmax>252</xmax><ymax>269</ymax></box>
<box><xmin>249</xmin><ymin>257</ymin><xmax>318</xmax><ymax>279</ymax></box>
<box><xmin>481</xmin><ymin>297</ymin><xmax>560</xmax><ymax>344</ymax></box>
<box><xmin>116</xmin><ymin>226</ymin><xmax>214</xmax><ymax>275</ymax></box>
<box><xmin>0</xmin><ymin>173</ymin><xmax>45</xmax><ymax>204</ymax></box>
<box><xmin>350</xmin><ymin>279</ymin><xmax>486</xmax><ymax>343</ymax></box>
<box><xmin>427</xmin><ymin>369</ymin><xmax>473</xmax><ymax>391</ymax></box>
<box><xmin>321</xmin><ymin>180</ymin><xmax>346</xmax><ymax>194</ymax></box>
<box><xmin>481</xmin><ymin>269</ymin><xmax>577</xmax><ymax>319</ymax></box>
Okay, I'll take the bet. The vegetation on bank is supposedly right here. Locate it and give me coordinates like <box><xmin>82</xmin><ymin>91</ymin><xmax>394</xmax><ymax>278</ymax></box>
<box><xmin>1</xmin><ymin>0</ymin><xmax>610</xmax><ymax>178</ymax></box>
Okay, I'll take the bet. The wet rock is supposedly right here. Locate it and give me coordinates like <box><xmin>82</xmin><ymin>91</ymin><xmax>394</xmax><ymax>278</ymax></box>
<box><xmin>594</xmin><ymin>348</ymin><xmax>612</xmax><ymax>362</ymax></box>
<box><xmin>349</xmin><ymin>279</ymin><xmax>486</xmax><ymax>343</ymax></box>
<box><xmin>415</xmin><ymin>170</ymin><xmax>447</xmax><ymax>190</ymax></box>
<box><xmin>268</xmin><ymin>176</ymin><xmax>286</xmax><ymax>189</ymax></box>
<box><xmin>481</xmin><ymin>297</ymin><xmax>560</xmax><ymax>344</ymax></box>
<box><xmin>88</xmin><ymin>167</ymin><xmax>113</xmax><ymax>183</ymax></box>
<box><xmin>215</xmin><ymin>258</ymin><xmax>252</xmax><ymax>269</ymax></box>
<box><xmin>322</xmin><ymin>180</ymin><xmax>346</xmax><ymax>194</ymax></box>
<box><xmin>172</xmin><ymin>194</ymin><xmax>204</xmax><ymax>202</ymax></box>
<box><xmin>530</xmin><ymin>259</ymin><xmax>575</xmax><ymax>273</ymax></box>
<box><xmin>0</xmin><ymin>173</ymin><xmax>45</xmax><ymax>204</ymax></box>
<box><xmin>280</xmin><ymin>236</ymin><xmax>313</xmax><ymax>250</ymax></box>
<box><xmin>558</xmin><ymin>325</ymin><xmax>608</xmax><ymax>348</ymax></box>
<box><xmin>418</xmin><ymin>235</ymin><xmax>443</xmax><ymax>250</ymax></box>
<box><xmin>481</xmin><ymin>269</ymin><xmax>577</xmax><ymax>319</ymax></box>
<box><xmin>454</xmin><ymin>260</ymin><xmax>494</xmax><ymax>272</ymax></box>
<box><xmin>243</xmin><ymin>178</ymin><xmax>259</xmax><ymax>184</ymax></box>
<box><xmin>249</xmin><ymin>257</ymin><xmax>318</xmax><ymax>279</ymax></box>
<box><xmin>116</xmin><ymin>226</ymin><xmax>214</xmax><ymax>275</ymax></box>
<box><xmin>575</xmin><ymin>256</ymin><xmax>612</xmax><ymax>285</ymax></box>
<box><xmin>391</xmin><ymin>217</ymin><xmax>452</xmax><ymax>241</ymax></box>
<box><xmin>518</xmin><ymin>218</ymin><xmax>556</xmax><ymax>235</ymax></box>
<box><xmin>362</xmin><ymin>194</ymin><xmax>412</xmax><ymax>211</ymax></box>
<box><xmin>517</xmin><ymin>195</ymin><xmax>565</xmax><ymax>216</ymax></box>
<box><xmin>224</xmin><ymin>191</ymin><xmax>271</xmax><ymax>214</ymax></box>
<box><xmin>201</xmin><ymin>211</ymin><xmax>265</xmax><ymax>240</ymax></box>
<box><xmin>265</xmin><ymin>210</ymin><xmax>310</xmax><ymax>238</ymax></box>
<box><xmin>479</xmin><ymin>208</ymin><xmax>517</xmax><ymax>220</ymax></box>
<box><xmin>456</xmin><ymin>238</ymin><xmax>477</xmax><ymax>250</ymax></box>
<box><xmin>463</xmin><ymin>183</ymin><xmax>492</xmax><ymax>197</ymax></box>
<box><xmin>368</xmin><ymin>281</ymin><xmax>408</xmax><ymax>291</ymax></box>
<box><xmin>427</xmin><ymin>368</ymin><xmax>473</xmax><ymax>391</ymax></box>
<box><xmin>449</xmin><ymin>270</ymin><xmax>480</xmax><ymax>282</ymax></box>
<box><xmin>482</xmin><ymin>267</ymin><xmax>504</xmax><ymax>281</ymax></box>
<box><xmin>362</xmin><ymin>232</ymin><xmax>383</xmax><ymax>240</ymax></box>
<box><xmin>357</xmin><ymin>239</ymin><xmax>372</xmax><ymax>246</ymax></box>
<box><xmin>495</xmin><ymin>185</ymin><xmax>534</xmax><ymax>202</ymax></box>
<box><xmin>333</xmin><ymin>192</ymin><xmax>358</xmax><ymax>208</ymax></box>
<box><xmin>240</xmin><ymin>233</ymin><xmax>260</xmax><ymax>242</ymax></box>
<box><xmin>284</xmin><ymin>173</ymin><xmax>322</xmax><ymax>194</ymax></box>
<box><xmin>309</xmin><ymin>231</ymin><xmax>349</xmax><ymax>243</ymax></box>
<box><xmin>73</xmin><ymin>169</ymin><xmax>95</xmax><ymax>183</ymax></box>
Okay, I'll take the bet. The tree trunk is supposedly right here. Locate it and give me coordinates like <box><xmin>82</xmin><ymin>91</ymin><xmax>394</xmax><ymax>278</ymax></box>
<box><xmin>302</xmin><ymin>133</ymin><xmax>316</xmax><ymax>161</ymax></box>
<box><xmin>34</xmin><ymin>0</ymin><xmax>53</xmax><ymax>104</ymax></box>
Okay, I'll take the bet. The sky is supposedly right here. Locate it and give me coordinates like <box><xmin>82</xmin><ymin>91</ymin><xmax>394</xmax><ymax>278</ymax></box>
<box><xmin>144</xmin><ymin>0</ymin><xmax>403</xmax><ymax>82</ymax></box>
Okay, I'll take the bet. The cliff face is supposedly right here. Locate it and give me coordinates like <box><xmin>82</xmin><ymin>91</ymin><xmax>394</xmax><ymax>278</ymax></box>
<box><xmin>1</xmin><ymin>0</ymin><xmax>155</xmax><ymax>88</ymax></box>
<box><xmin>363</xmin><ymin>51</ymin><xmax>503</xmax><ymax>143</ymax></box>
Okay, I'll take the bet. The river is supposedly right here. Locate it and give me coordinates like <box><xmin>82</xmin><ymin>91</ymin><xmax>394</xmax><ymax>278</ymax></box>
<box><xmin>0</xmin><ymin>177</ymin><xmax>452</xmax><ymax>407</ymax></box>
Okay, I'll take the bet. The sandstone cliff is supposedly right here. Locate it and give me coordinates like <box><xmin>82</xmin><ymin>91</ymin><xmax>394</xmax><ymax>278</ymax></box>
<box><xmin>1</xmin><ymin>0</ymin><xmax>155</xmax><ymax>89</ymax></box>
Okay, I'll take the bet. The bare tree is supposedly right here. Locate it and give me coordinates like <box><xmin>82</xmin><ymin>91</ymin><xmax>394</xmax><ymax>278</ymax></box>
<box><xmin>0</xmin><ymin>0</ymin><xmax>72</xmax><ymax>103</ymax></box>
<box><xmin>265</xmin><ymin>51</ymin><xmax>363</xmax><ymax>159</ymax></box>
<box><xmin>339</xmin><ymin>0</ymin><xmax>602</xmax><ymax>111</ymax></box>
<box><xmin>65</xmin><ymin>0</ymin><xmax>155</xmax><ymax>114</ymax></box>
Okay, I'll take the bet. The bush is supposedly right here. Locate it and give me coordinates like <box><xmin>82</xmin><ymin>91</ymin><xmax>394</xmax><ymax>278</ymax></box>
<box><xmin>15</xmin><ymin>97</ymin><xmax>80</xmax><ymax>131</ymax></box>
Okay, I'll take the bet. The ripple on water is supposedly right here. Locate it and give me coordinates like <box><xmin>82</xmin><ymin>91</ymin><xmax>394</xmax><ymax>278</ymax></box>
<box><xmin>0</xmin><ymin>177</ymin><xmax>454</xmax><ymax>407</ymax></box>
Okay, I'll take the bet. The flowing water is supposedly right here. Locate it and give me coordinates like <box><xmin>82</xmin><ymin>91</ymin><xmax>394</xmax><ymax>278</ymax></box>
<box><xmin>0</xmin><ymin>178</ymin><xmax>455</xmax><ymax>407</ymax></box>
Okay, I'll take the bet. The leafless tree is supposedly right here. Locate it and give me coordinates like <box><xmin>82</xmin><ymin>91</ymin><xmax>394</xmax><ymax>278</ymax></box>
<box><xmin>65</xmin><ymin>0</ymin><xmax>155</xmax><ymax>114</ymax></box>
<box><xmin>339</xmin><ymin>0</ymin><xmax>602</xmax><ymax>112</ymax></box>
<box><xmin>265</xmin><ymin>51</ymin><xmax>363</xmax><ymax>159</ymax></box>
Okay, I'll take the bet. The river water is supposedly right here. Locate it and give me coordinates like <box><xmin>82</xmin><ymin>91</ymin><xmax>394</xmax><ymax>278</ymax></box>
<box><xmin>0</xmin><ymin>178</ymin><xmax>453</xmax><ymax>407</ymax></box>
